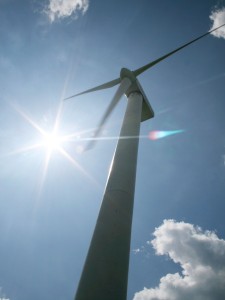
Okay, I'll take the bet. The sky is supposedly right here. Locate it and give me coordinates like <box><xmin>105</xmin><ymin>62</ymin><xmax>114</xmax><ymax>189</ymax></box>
<box><xmin>0</xmin><ymin>0</ymin><xmax>225</xmax><ymax>299</ymax></box>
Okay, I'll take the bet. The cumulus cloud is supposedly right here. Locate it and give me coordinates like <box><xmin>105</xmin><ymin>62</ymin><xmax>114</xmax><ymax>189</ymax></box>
<box><xmin>134</xmin><ymin>219</ymin><xmax>225</xmax><ymax>300</ymax></box>
<box><xmin>45</xmin><ymin>0</ymin><xmax>89</xmax><ymax>22</ymax></box>
<box><xmin>210</xmin><ymin>7</ymin><xmax>225</xmax><ymax>39</ymax></box>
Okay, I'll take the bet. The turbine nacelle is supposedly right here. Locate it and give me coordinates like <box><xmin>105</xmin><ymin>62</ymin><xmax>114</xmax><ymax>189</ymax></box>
<box><xmin>120</xmin><ymin>68</ymin><xmax>154</xmax><ymax>121</ymax></box>
<box><xmin>127</xmin><ymin>78</ymin><xmax>154</xmax><ymax>122</ymax></box>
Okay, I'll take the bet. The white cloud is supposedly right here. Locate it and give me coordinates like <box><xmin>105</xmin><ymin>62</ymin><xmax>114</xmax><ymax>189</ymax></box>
<box><xmin>0</xmin><ymin>288</ymin><xmax>10</xmax><ymax>300</ymax></box>
<box><xmin>134</xmin><ymin>219</ymin><xmax>225</xmax><ymax>300</ymax></box>
<box><xmin>45</xmin><ymin>0</ymin><xmax>89</xmax><ymax>22</ymax></box>
<box><xmin>210</xmin><ymin>7</ymin><xmax>225</xmax><ymax>39</ymax></box>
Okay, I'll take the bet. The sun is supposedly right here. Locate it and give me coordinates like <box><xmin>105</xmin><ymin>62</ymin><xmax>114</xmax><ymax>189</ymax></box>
<box><xmin>11</xmin><ymin>103</ymin><xmax>66</xmax><ymax>155</ymax></box>
<box><xmin>41</xmin><ymin>131</ymin><xmax>62</xmax><ymax>152</ymax></box>
<box><xmin>9</xmin><ymin>103</ymin><xmax>99</xmax><ymax>194</ymax></box>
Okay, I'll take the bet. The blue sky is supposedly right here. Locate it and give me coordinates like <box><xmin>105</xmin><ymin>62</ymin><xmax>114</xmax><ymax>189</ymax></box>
<box><xmin>0</xmin><ymin>1</ymin><xmax>225</xmax><ymax>299</ymax></box>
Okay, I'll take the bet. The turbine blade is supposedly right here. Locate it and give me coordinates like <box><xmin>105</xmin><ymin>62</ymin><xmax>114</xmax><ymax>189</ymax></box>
<box><xmin>84</xmin><ymin>77</ymin><xmax>132</xmax><ymax>151</ymax></box>
<box><xmin>64</xmin><ymin>78</ymin><xmax>121</xmax><ymax>100</ymax></box>
<box><xmin>133</xmin><ymin>23</ymin><xmax>225</xmax><ymax>77</ymax></box>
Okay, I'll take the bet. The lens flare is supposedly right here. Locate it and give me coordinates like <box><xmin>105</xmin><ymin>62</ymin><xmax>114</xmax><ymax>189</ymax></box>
<box><xmin>149</xmin><ymin>130</ymin><xmax>185</xmax><ymax>140</ymax></box>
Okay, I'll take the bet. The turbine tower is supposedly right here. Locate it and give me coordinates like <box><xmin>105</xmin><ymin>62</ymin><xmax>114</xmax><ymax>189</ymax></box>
<box><xmin>65</xmin><ymin>24</ymin><xmax>225</xmax><ymax>300</ymax></box>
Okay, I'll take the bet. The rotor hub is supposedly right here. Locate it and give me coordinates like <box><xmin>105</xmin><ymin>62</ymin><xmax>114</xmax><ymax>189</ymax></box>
<box><xmin>120</xmin><ymin>68</ymin><xmax>136</xmax><ymax>82</ymax></box>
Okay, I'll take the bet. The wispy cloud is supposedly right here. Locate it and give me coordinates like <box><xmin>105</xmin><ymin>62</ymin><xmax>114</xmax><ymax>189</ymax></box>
<box><xmin>134</xmin><ymin>219</ymin><xmax>225</xmax><ymax>300</ymax></box>
<box><xmin>210</xmin><ymin>7</ymin><xmax>225</xmax><ymax>39</ymax></box>
<box><xmin>45</xmin><ymin>0</ymin><xmax>89</xmax><ymax>22</ymax></box>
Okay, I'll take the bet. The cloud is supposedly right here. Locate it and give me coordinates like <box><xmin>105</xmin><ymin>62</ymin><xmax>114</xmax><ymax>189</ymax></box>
<box><xmin>134</xmin><ymin>219</ymin><xmax>225</xmax><ymax>300</ymax></box>
<box><xmin>210</xmin><ymin>7</ymin><xmax>225</xmax><ymax>39</ymax></box>
<box><xmin>0</xmin><ymin>287</ymin><xmax>10</xmax><ymax>300</ymax></box>
<box><xmin>45</xmin><ymin>0</ymin><xmax>89</xmax><ymax>22</ymax></box>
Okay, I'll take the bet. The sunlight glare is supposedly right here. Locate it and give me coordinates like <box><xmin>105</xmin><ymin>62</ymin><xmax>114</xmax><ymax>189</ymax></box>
<box><xmin>41</xmin><ymin>131</ymin><xmax>62</xmax><ymax>152</ymax></box>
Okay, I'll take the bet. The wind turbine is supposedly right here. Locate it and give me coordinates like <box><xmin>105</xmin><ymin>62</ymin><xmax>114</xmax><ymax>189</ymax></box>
<box><xmin>65</xmin><ymin>24</ymin><xmax>225</xmax><ymax>300</ymax></box>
